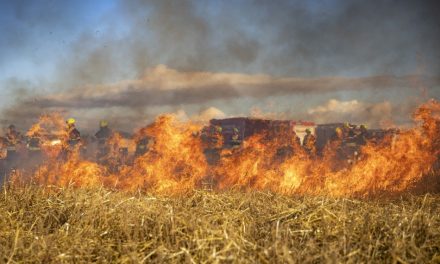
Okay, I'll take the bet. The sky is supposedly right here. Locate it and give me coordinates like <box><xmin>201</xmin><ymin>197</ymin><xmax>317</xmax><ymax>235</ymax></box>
<box><xmin>0</xmin><ymin>0</ymin><xmax>439</xmax><ymax>132</ymax></box>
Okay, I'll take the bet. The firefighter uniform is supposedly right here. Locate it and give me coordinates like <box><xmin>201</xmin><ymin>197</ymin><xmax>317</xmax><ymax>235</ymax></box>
<box><xmin>5</xmin><ymin>125</ymin><xmax>22</xmax><ymax>169</ymax></box>
<box><xmin>95</xmin><ymin>129</ymin><xmax>111</xmax><ymax>142</ymax></box>
<box><xmin>231</xmin><ymin>127</ymin><xmax>241</xmax><ymax>148</ymax></box>
<box><xmin>303</xmin><ymin>129</ymin><xmax>317</xmax><ymax>156</ymax></box>
<box><xmin>27</xmin><ymin>134</ymin><xmax>42</xmax><ymax>154</ymax></box>
<box><xmin>26</xmin><ymin>133</ymin><xmax>43</xmax><ymax>170</ymax></box>
<box><xmin>0</xmin><ymin>137</ymin><xmax>7</xmax><ymax>185</ymax></box>
<box><xmin>68</xmin><ymin>128</ymin><xmax>81</xmax><ymax>147</ymax></box>
<box><xmin>95</xmin><ymin>120</ymin><xmax>112</xmax><ymax>162</ymax></box>
<box><xmin>203</xmin><ymin>125</ymin><xmax>223</xmax><ymax>165</ymax></box>
<box><xmin>135</xmin><ymin>137</ymin><xmax>151</xmax><ymax>157</ymax></box>
<box><xmin>61</xmin><ymin>118</ymin><xmax>81</xmax><ymax>160</ymax></box>
<box><xmin>0</xmin><ymin>137</ymin><xmax>7</xmax><ymax>160</ymax></box>
<box><xmin>210</xmin><ymin>125</ymin><xmax>223</xmax><ymax>149</ymax></box>
<box><xmin>355</xmin><ymin>124</ymin><xmax>368</xmax><ymax>146</ymax></box>
<box><xmin>325</xmin><ymin>127</ymin><xmax>345</xmax><ymax>168</ymax></box>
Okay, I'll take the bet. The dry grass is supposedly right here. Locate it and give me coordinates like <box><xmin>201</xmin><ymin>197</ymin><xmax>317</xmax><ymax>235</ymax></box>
<box><xmin>0</xmin><ymin>186</ymin><xmax>439</xmax><ymax>263</ymax></box>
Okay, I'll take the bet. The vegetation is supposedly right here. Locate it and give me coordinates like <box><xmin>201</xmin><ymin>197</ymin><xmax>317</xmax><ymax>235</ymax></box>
<box><xmin>1</xmin><ymin>186</ymin><xmax>439</xmax><ymax>263</ymax></box>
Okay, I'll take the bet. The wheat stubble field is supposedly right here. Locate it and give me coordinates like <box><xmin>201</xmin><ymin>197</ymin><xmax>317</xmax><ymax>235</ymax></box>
<box><xmin>1</xmin><ymin>186</ymin><xmax>439</xmax><ymax>263</ymax></box>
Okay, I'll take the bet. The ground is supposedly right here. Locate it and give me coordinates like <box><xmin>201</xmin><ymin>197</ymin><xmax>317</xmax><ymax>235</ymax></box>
<box><xmin>0</xmin><ymin>186</ymin><xmax>439</xmax><ymax>263</ymax></box>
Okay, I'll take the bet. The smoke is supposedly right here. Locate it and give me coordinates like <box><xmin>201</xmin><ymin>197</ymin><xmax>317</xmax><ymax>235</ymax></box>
<box><xmin>1</xmin><ymin>0</ymin><xmax>439</xmax><ymax>130</ymax></box>
<box><xmin>192</xmin><ymin>107</ymin><xmax>226</xmax><ymax>122</ymax></box>
<box><xmin>3</xmin><ymin>0</ymin><xmax>439</xmax><ymax>82</ymax></box>
<box><xmin>24</xmin><ymin>65</ymin><xmax>438</xmax><ymax>108</ymax></box>
<box><xmin>305</xmin><ymin>99</ymin><xmax>394</xmax><ymax>128</ymax></box>
<box><xmin>245</xmin><ymin>99</ymin><xmax>410</xmax><ymax>129</ymax></box>
<box><xmin>3</xmin><ymin>65</ymin><xmax>438</xmax><ymax>131</ymax></box>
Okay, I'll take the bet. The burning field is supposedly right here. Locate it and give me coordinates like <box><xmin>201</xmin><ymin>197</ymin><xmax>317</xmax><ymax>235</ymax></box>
<box><xmin>2</xmin><ymin>1</ymin><xmax>440</xmax><ymax>262</ymax></box>
<box><xmin>0</xmin><ymin>100</ymin><xmax>439</xmax><ymax>262</ymax></box>
<box><xmin>3</xmin><ymin>100</ymin><xmax>440</xmax><ymax>196</ymax></box>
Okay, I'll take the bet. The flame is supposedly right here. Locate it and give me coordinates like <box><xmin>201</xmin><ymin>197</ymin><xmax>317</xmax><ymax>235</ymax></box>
<box><xmin>9</xmin><ymin>100</ymin><xmax>440</xmax><ymax>197</ymax></box>
<box><xmin>50</xmin><ymin>139</ymin><xmax>62</xmax><ymax>146</ymax></box>
<box><xmin>26</xmin><ymin>113</ymin><xmax>68</xmax><ymax>159</ymax></box>
<box><xmin>212</xmin><ymin>100</ymin><xmax>440</xmax><ymax>196</ymax></box>
<box><xmin>116</xmin><ymin>115</ymin><xmax>208</xmax><ymax>194</ymax></box>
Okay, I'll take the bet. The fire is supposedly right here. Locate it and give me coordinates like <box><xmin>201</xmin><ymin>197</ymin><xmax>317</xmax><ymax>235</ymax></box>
<box><xmin>212</xmin><ymin>100</ymin><xmax>440</xmax><ymax>197</ymax></box>
<box><xmin>33</xmin><ymin>153</ymin><xmax>105</xmax><ymax>188</ymax></box>
<box><xmin>26</xmin><ymin>113</ymin><xmax>67</xmax><ymax>159</ymax></box>
<box><xmin>116</xmin><ymin>115</ymin><xmax>208</xmax><ymax>194</ymax></box>
<box><xmin>49</xmin><ymin>139</ymin><xmax>62</xmax><ymax>146</ymax></box>
<box><xmin>6</xmin><ymin>100</ymin><xmax>440</xmax><ymax>197</ymax></box>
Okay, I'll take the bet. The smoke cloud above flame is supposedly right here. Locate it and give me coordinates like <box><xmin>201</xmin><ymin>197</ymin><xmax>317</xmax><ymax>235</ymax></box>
<box><xmin>20</xmin><ymin>66</ymin><xmax>439</xmax><ymax>109</ymax></box>
<box><xmin>1</xmin><ymin>0</ymin><xmax>439</xmax><ymax>130</ymax></box>
<box><xmin>2</xmin><ymin>65</ymin><xmax>439</xmax><ymax>129</ymax></box>
<box><xmin>3</xmin><ymin>65</ymin><xmax>438</xmax><ymax>130</ymax></box>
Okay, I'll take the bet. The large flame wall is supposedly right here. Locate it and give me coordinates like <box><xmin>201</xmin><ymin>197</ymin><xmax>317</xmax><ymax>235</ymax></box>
<box><xmin>9</xmin><ymin>100</ymin><xmax>440</xmax><ymax>197</ymax></box>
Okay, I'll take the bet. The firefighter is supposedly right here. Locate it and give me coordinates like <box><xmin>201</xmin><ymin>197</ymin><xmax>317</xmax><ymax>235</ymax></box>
<box><xmin>0</xmin><ymin>137</ymin><xmax>7</xmax><ymax>160</ymax></box>
<box><xmin>342</xmin><ymin>124</ymin><xmax>358</xmax><ymax>165</ymax></box>
<box><xmin>203</xmin><ymin>125</ymin><xmax>223</xmax><ymax>165</ymax></box>
<box><xmin>27</xmin><ymin>132</ymin><xmax>42</xmax><ymax>155</ymax></box>
<box><xmin>135</xmin><ymin>136</ymin><xmax>151</xmax><ymax>157</ymax></box>
<box><xmin>95</xmin><ymin>120</ymin><xmax>112</xmax><ymax>163</ymax></box>
<box><xmin>61</xmin><ymin>118</ymin><xmax>81</xmax><ymax>160</ymax></box>
<box><xmin>200</xmin><ymin>126</ymin><xmax>210</xmax><ymax>148</ymax></box>
<box><xmin>355</xmin><ymin>124</ymin><xmax>368</xmax><ymax>146</ymax></box>
<box><xmin>342</xmin><ymin>122</ymin><xmax>357</xmax><ymax>139</ymax></box>
<box><xmin>4</xmin><ymin>125</ymin><xmax>23</xmax><ymax>170</ymax></box>
<box><xmin>0</xmin><ymin>137</ymin><xmax>7</xmax><ymax>185</ymax></box>
<box><xmin>66</xmin><ymin>118</ymin><xmax>81</xmax><ymax>147</ymax></box>
<box><xmin>334</xmin><ymin>127</ymin><xmax>344</xmax><ymax>140</ymax></box>
<box><xmin>292</xmin><ymin>130</ymin><xmax>301</xmax><ymax>147</ymax></box>
<box><xmin>208</xmin><ymin>125</ymin><xmax>223</xmax><ymax>149</ymax></box>
<box><xmin>303</xmin><ymin>128</ymin><xmax>316</xmax><ymax>156</ymax></box>
<box><xmin>6</xmin><ymin>125</ymin><xmax>22</xmax><ymax>143</ymax></box>
<box><xmin>324</xmin><ymin>127</ymin><xmax>345</xmax><ymax>166</ymax></box>
<box><xmin>231</xmin><ymin>127</ymin><xmax>241</xmax><ymax>148</ymax></box>
<box><xmin>118</xmin><ymin>147</ymin><xmax>129</xmax><ymax>168</ymax></box>
<box><xmin>26</xmin><ymin>132</ymin><xmax>43</xmax><ymax>170</ymax></box>
<box><xmin>343</xmin><ymin>123</ymin><xmax>363</xmax><ymax>164</ymax></box>
<box><xmin>275</xmin><ymin>129</ymin><xmax>300</xmax><ymax>162</ymax></box>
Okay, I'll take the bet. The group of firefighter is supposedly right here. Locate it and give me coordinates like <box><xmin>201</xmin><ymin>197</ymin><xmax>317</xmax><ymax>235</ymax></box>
<box><xmin>301</xmin><ymin>123</ymin><xmax>369</xmax><ymax>165</ymax></box>
<box><xmin>325</xmin><ymin>123</ymin><xmax>369</xmax><ymax>168</ymax></box>
<box><xmin>1</xmin><ymin>118</ymin><xmax>370</xmax><ymax>181</ymax></box>
<box><xmin>199</xmin><ymin>122</ymin><xmax>370</xmax><ymax>167</ymax></box>
<box><xmin>0</xmin><ymin>118</ymin><xmax>131</xmax><ymax>178</ymax></box>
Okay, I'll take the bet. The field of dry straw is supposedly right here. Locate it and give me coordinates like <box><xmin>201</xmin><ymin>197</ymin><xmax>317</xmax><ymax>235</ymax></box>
<box><xmin>1</xmin><ymin>185</ymin><xmax>439</xmax><ymax>263</ymax></box>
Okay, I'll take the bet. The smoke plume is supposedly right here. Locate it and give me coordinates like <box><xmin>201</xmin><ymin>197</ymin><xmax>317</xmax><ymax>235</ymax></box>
<box><xmin>1</xmin><ymin>0</ymin><xmax>439</xmax><ymax>131</ymax></box>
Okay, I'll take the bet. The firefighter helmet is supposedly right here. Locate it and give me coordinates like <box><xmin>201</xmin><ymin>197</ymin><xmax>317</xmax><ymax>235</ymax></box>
<box><xmin>360</xmin><ymin>124</ymin><xmax>367</xmax><ymax>129</ymax></box>
<box><xmin>66</xmin><ymin>118</ymin><xmax>76</xmax><ymax>125</ymax></box>
<box><xmin>305</xmin><ymin>128</ymin><xmax>311</xmax><ymax>134</ymax></box>
<box><xmin>100</xmin><ymin>120</ymin><xmax>108</xmax><ymax>128</ymax></box>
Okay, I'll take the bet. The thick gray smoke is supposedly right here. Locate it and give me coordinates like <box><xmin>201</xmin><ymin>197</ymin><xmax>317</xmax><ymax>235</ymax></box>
<box><xmin>1</xmin><ymin>0</ymin><xmax>439</xmax><ymax>131</ymax></box>
<box><xmin>22</xmin><ymin>67</ymin><xmax>440</xmax><ymax>109</ymax></box>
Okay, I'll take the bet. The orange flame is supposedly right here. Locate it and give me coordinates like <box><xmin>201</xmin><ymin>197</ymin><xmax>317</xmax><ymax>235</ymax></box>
<box><xmin>114</xmin><ymin>114</ymin><xmax>208</xmax><ymax>194</ymax></box>
<box><xmin>212</xmin><ymin>100</ymin><xmax>440</xmax><ymax>196</ymax></box>
<box><xmin>10</xmin><ymin>100</ymin><xmax>440</xmax><ymax>197</ymax></box>
<box><xmin>26</xmin><ymin>113</ymin><xmax>67</xmax><ymax>159</ymax></box>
